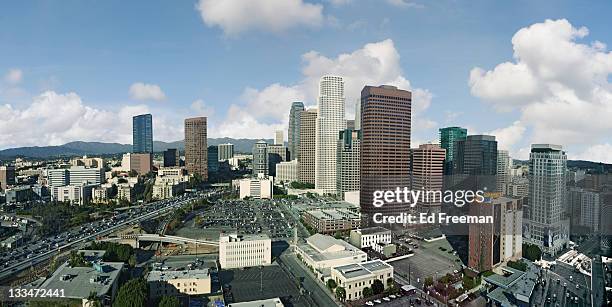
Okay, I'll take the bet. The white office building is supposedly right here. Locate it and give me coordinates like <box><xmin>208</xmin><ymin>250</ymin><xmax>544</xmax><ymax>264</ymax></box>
<box><xmin>275</xmin><ymin>160</ymin><xmax>299</xmax><ymax>184</ymax></box>
<box><xmin>315</xmin><ymin>75</ymin><xmax>346</xmax><ymax>195</ymax></box>
<box><xmin>330</xmin><ymin>260</ymin><xmax>394</xmax><ymax>301</ymax></box>
<box><xmin>218</xmin><ymin>143</ymin><xmax>235</xmax><ymax>161</ymax></box>
<box><xmin>275</xmin><ymin>130</ymin><xmax>284</xmax><ymax>145</ymax></box>
<box><xmin>296</xmin><ymin>234</ymin><xmax>367</xmax><ymax>280</ymax></box>
<box><xmin>219</xmin><ymin>233</ymin><xmax>272</xmax><ymax>269</ymax></box>
<box><xmin>238</xmin><ymin>176</ymin><xmax>273</xmax><ymax>199</ymax></box>
<box><xmin>349</xmin><ymin>227</ymin><xmax>392</xmax><ymax>249</ymax></box>
<box><xmin>69</xmin><ymin>166</ymin><xmax>104</xmax><ymax>186</ymax></box>
<box><xmin>497</xmin><ymin>150</ymin><xmax>511</xmax><ymax>194</ymax></box>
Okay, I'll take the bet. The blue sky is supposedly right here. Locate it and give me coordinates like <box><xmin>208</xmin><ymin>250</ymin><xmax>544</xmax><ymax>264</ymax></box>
<box><xmin>1</xmin><ymin>0</ymin><xmax>611</xmax><ymax>162</ymax></box>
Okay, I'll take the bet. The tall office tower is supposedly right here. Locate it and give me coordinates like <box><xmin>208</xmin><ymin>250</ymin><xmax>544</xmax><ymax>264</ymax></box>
<box><xmin>568</xmin><ymin>187</ymin><xmax>601</xmax><ymax>235</ymax></box>
<box><xmin>497</xmin><ymin>150</ymin><xmax>511</xmax><ymax>194</ymax></box>
<box><xmin>337</xmin><ymin>129</ymin><xmax>361</xmax><ymax>197</ymax></box>
<box><xmin>288</xmin><ymin>102</ymin><xmax>305</xmax><ymax>161</ymax></box>
<box><xmin>439</xmin><ymin>127</ymin><xmax>467</xmax><ymax>175</ymax></box>
<box><xmin>360</xmin><ymin>85</ymin><xmax>412</xmax><ymax>227</ymax></box>
<box><xmin>275</xmin><ymin>130</ymin><xmax>284</xmax><ymax>145</ymax></box>
<box><xmin>453</xmin><ymin>135</ymin><xmax>498</xmax><ymax>191</ymax></box>
<box><xmin>523</xmin><ymin>144</ymin><xmax>568</xmax><ymax>256</ymax></box>
<box><xmin>298</xmin><ymin>108</ymin><xmax>317</xmax><ymax>184</ymax></box>
<box><xmin>208</xmin><ymin>145</ymin><xmax>219</xmax><ymax>174</ymax></box>
<box><xmin>0</xmin><ymin>165</ymin><xmax>16</xmax><ymax>191</ymax></box>
<box><xmin>252</xmin><ymin>140</ymin><xmax>269</xmax><ymax>176</ymax></box>
<box><xmin>132</xmin><ymin>114</ymin><xmax>153</xmax><ymax>153</ymax></box>
<box><xmin>218</xmin><ymin>143</ymin><xmax>235</xmax><ymax>161</ymax></box>
<box><xmin>601</xmin><ymin>191</ymin><xmax>612</xmax><ymax>256</ymax></box>
<box><xmin>354</xmin><ymin>100</ymin><xmax>361</xmax><ymax>130</ymax></box>
<box><xmin>163</xmin><ymin>148</ymin><xmax>179</xmax><ymax>167</ymax></box>
<box><xmin>468</xmin><ymin>197</ymin><xmax>522</xmax><ymax>273</ymax></box>
<box><xmin>184</xmin><ymin>117</ymin><xmax>208</xmax><ymax>180</ymax></box>
<box><xmin>410</xmin><ymin>144</ymin><xmax>446</xmax><ymax>215</ymax></box>
<box><xmin>315</xmin><ymin>75</ymin><xmax>346</xmax><ymax>195</ymax></box>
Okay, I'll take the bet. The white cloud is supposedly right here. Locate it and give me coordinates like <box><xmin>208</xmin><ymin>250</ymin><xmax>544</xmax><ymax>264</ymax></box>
<box><xmin>572</xmin><ymin>144</ymin><xmax>612</xmax><ymax>164</ymax></box>
<box><xmin>386</xmin><ymin>0</ymin><xmax>424</xmax><ymax>8</ymax></box>
<box><xmin>4</xmin><ymin>69</ymin><xmax>23</xmax><ymax>85</ymax></box>
<box><xmin>487</xmin><ymin>121</ymin><xmax>526</xmax><ymax>151</ymax></box>
<box><xmin>213</xmin><ymin>39</ymin><xmax>435</xmax><ymax>140</ymax></box>
<box><xmin>190</xmin><ymin>99</ymin><xmax>215</xmax><ymax>118</ymax></box>
<box><xmin>0</xmin><ymin>91</ymin><xmax>183</xmax><ymax>149</ymax></box>
<box><xmin>129</xmin><ymin>82</ymin><xmax>167</xmax><ymax>101</ymax></box>
<box><xmin>196</xmin><ymin>0</ymin><xmax>324</xmax><ymax>36</ymax></box>
<box><xmin>469</xmin><ymin>19</ymin><xmax>612</xmax><ymax>162</ymax></box>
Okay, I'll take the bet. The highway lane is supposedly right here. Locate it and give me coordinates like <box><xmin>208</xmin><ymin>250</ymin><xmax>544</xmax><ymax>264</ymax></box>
<box><xmin>0</xmin><ymin>192</ymin><xmax>213</xmax><ymax>282</ymax></box>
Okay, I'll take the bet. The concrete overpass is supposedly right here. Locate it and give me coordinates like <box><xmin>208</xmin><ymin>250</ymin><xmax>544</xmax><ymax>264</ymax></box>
<box><xmin>99</xmin><ymin>234</ymin><xmax>219</xmax><ymax>248</ymax></box>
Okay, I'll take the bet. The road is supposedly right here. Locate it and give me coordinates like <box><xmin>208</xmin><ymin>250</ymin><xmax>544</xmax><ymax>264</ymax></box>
<box><xmin>0</xmin><ymin>192</ymin><xmax>214</xmax><ymax>283</ymax></box>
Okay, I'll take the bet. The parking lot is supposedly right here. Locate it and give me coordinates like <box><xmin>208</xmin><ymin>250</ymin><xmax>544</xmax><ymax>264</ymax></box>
<box><xmin>178</xmin><ymin>199</ymin><xmax>294</xmax><ymax>240</ymax></box>
<box><xmin>391</xmin><ymin>238</ymin><xmax>463</xmax><ymax>289</ymax></box>
<box><xmin>532</xmin><ymin>262</ymin><xmax>592</xmax><ymax>306</ymax></box>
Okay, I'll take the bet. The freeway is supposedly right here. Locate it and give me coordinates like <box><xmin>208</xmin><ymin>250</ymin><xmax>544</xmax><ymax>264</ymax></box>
<box><xmin>0</xmin><ymin>192</ymin><xmax>214</xmax><ymax>283</ymax></box>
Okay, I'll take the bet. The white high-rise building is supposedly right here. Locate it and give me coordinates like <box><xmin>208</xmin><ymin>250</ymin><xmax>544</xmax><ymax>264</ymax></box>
<box><xmin>218</xmin><ymin>143</ymin><xmax>234</xmax><ymax>161</ymax></box>
<box><xmin>315</xmin><ymin>75</ymin><xmax>346</xmax><ymax>195</ymax></box>
<box><xmin>274</xmin><ymin>130</ymin><xmax>284</xmax><ymax>145</ymax></box>
<box><xmin>523</xmin><ymin>144</ymin><xmax>569</xmax><ymax>256</ymax></box>
<box><xmin>497</xmin><ymin>150</ymin><xmax>511</xmax><ymax>194</ymax></box>
<box><xmin>219</xmin><ymin>234</ymin><xmax>272</xmax><ymax>269</ymax></box>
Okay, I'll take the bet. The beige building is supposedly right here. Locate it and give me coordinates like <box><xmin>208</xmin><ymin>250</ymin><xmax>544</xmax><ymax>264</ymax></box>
<box><xmin>330</xmin><ymin>260</ymin><xmax>394</xmax><ymax>301</ymax></box>
<box><xmin>152</xmin><ymin>168</ymin><xmax>188</xmax><ymax>200</ymax></box>
<box><xmin>219</xmin><ymin>233</ymin><xmax>272</xmax><ymax>269</ymax></box>
<box><xmin>122</xmin><ymin>153</ymin><xmax>152</xmax><ymax>175</ymax></box>
<box><xmin>296</xmin><ymin>234</ymin><xmax>367</xmax><ymax>280</ymax></box>
<box><xmin>117</xmin><ymin>185</ymin><xmax>135</xmax><ymax>203</ymax></box>
<box><xmin>298</xmin><ymin>108</ymin><xmax>317</xmax><ymax>184</ymax></box>
<box><xmin>275</xmin><ymin>160</ymin><xmax>299</xmax><ymax>184</ymax></box>
<box><xmin>70</xmin><ymin>156</ymin><xmax>105</xmax><ymax>168</ymax></box>
<box><xmin>92</xmin><ymin>185</ymin><xmax>111</xmax><ymax>204</ymax></box>
<box><xmin>302</xmin><ymin>208</ymin><xmax>361</xmax><ymax>234</ymax></box>
<box><xmin>184</xmin><ymin>117</ymin><xmax>208</xmax><ymax>180</ymax></box>
<box><xmin>147</xmin><ymin>269</ymin><xmax>211</xmax><ymax>302</ymax></box>
<box><xmin>410</xmin><ymin>144</ymin><xmax>445</xmax><ymax>215</ymax></box>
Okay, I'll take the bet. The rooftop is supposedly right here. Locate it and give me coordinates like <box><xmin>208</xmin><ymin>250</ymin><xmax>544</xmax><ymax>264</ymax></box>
<box><xmin>40</xmin><ymin>261</ymin><xmax>124</xmax><ymax>299</ymax></box>
<box><xmin>484</xmin><ymin>261</ymin><xmax>539</xmax><ymax>305</ymax></box>
<box><xmin>354</xmin><ymin>226</ymin><xmax>390</xmax><ymax>235</ymax></box>
<box><xmin>147</xmin><ymin>269</ymin><xmax>210</xmax><ymax>282</ymax></box>
<box><xmin>305</xmin><ymin>208</ymin><xmax>360</xmax><ymax>221</ymax></box>
<box><xmin>227</xmin><ymin>297</ymin><xmax>284</xmax><ymax>307</ymax></box>
<box><xmin>220</xmin><ymin>233</ymin><xmax>271</xmax><ymax>243</ymax></box>
<box><xmin>334</xmin><ymin>260</ymin><xmax>392</xmax><ymax>280</ymax></box>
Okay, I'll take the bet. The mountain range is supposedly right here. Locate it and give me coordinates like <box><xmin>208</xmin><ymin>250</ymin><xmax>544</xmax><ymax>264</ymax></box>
<box><xmin>0</xmin><ymin>138</ymin><xmax>273</xmax><ymax>159</ymax></box>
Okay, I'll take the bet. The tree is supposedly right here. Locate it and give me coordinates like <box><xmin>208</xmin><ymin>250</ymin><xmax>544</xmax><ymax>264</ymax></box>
<box><xmin>158</xmin><ymin>296</ymin><xmax>180</xmax><ymax>307</ymax></box>
<box><xmin>424</xmin><ymin>276</ymin><xmax>434</xmax><ymax>288</ymax></box>
<box><xmin>128</xmin><ymin>254</ymin><xmax>137</xmax><ymax>267</ymax></box>
<box><xmin>335</xmin><ymin>286</ymin><xmax>346</xmax><ymax>301</ymax></box>
<box><xmin>523</xmin><ymin>244</ymin><xmax>542</xmax><ymax>261</ymax></box>
<box><xmin>114</xmin><ymin>278</ymin><xmax>148</xmax><ymax>307</ymax></box>
<box><xmin>362</xmin><ymin>286</ymin><xmax>373</xmax><ymax>298</ymax></box>
<box><xmin>386</xmin><ymin>277</ymin><xmax>394</xmax><ymax>287</ymax></box>
<box><xmin>372</xmin><ymin>279</ymin><xmax>384</xmax><ymax>295</ymax></box>
<box><xmin>327</xmin><ymin>279</ymin><xmax>337</xmax><ymax>290</ymax></box>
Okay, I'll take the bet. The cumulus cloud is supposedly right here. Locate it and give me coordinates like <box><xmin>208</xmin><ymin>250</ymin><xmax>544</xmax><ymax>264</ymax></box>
<box><xmin>129</xmin><ymin>82</ymin><xmax>167</xmax><ymax>101</ymax></box>
<box><xmin>487</xmin><ymin>121</ymin><xmax>527</xmax><ymax>151</ymax></box>
<box><xmin>190</xmin><ymin>99</ymin><xmax>215</xmax><ymax>118</ymax></box>
<box><xmin>212</xmin><ymin>39</ymin><xmax>435</xmax><ymax>139</ymax></box>
<box><xmin>572</xmin><ymin>144</ymin><xmax>612</xmax><ymax>164</ymax></box>
<box><xmin>0</xmin><ymin>91</ymin><xmax>182</xmax><ymax>149</ymax></box>
<box><xmin>386</xmin><ymin>0</ymin><xmax>424</xmax><ymax>8</ymax></box>
<box><xmin>196</xmin><ymin>0</ymin><xmax>324</xmax><ymax>36</ymax></box>
<box><xmin>4</xmin><ymin>69</ymin><xmax>23</xmax><ymax>85</ymax></box>
<box><xmin>469</xmin><ymin>19</ymin><xmax>612</xmax><ymax>162</ymax></box>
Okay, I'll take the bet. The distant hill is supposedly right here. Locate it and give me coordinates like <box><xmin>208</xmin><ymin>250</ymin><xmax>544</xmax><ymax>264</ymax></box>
<box><xmin>0</xmin><ymin>138</ymin><xmax>273</xmax><ymax>159</ymax></box>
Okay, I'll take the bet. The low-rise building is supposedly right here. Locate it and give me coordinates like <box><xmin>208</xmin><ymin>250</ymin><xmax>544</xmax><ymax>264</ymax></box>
<box><xmin>302</xmin><ymin>208</ymin><xmax>361</xmax><ymax>234</ymax></box>
<box><xmin>0</xmin><ymin>234</ymin><xmax>23</xmax><ymax>249</ymax></box>
<box><xmin>219</xmin><ymin>233</ymin><xmax>272</xmax><ymax>269</ymax></box>
<box><xmin>238</xmin><ymin>176</ymin><xmax>273</xmax><ymax>199</ymax></box>
<box><xmin>55</xmin><ymin>184</ymin><xmax>97</xmax><ymax>205</ymax></box>
<box><xmin>39</xmin><ymin>260</ymin><xmax>124</xmax><ymax>306</ymax></box>
<box><xmin>483</xmin><ymin>262</ymin><xmax>538</xmax><ymax>307</ymax></box>
<box><xmin>227</xmin><ymin>298</ymin><xmax>284</xmax><ymax>307</ymax></box>
<box><xmin>147</xmin><ymin>269</ymin><xmax>211</xmax><ymax>302</ymax></box>
<box><xmin>92</xmin><ymin>185</ymin><xmax>111</xmax><ymax>204</ymax></box>
<box><xmin>349</xmin><ymin>227</ymin><xmax>392</xmax><ymax>249</ymax></box>
<box><xmin>296</xmin><ymin>234</ymin><xmax>367</xmax><ymax>280</ymax></box>
<box><xmin>117</xmin><ymin>184</ymin><xmax>136</xmax><ymax>203</ymax></box>
<box><xmin>152</xmin><ymin>168</ymin><xmax>188</xmax><ymax>200</ymax></box>
<box><xmin>330</xmin><ymin>260</ymin><xmax>394</xmax><ymax>301</ymax></box>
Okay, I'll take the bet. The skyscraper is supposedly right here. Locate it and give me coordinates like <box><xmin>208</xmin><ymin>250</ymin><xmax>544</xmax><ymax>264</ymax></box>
<box><xmin>274</xmin><ymin>130</ymin><xmax>284</xmax><ymax>145</ymax></box>
<box><xmin>252</xmin><ymin>140</ymin><xmax>269</xmax><ymax>176</ymax></box>
<box><xmin>0</xmin><ymin>165</ymin><xmax>15</xmax><ymax>191</ymax></box>
<box><xmin>218</xmin><ymin>143</ymin><xmax>234</xmax><ymax>161</ymax></box>
<box><xmin>410</xmin><ymin>144</ymin><xmax>446</xmax><ymax>215</ymax></box>
<box><xmin>453</xmin><ymin>135</ymin><xmax>498</xmax><ymax>191</ymax></box>
<box><xmin>523</xmin><ymin>144</ymin><xmax>568</xmax><ymax>256</ymax></box>
<box><xmin>132</xmin><ymin>114</ymin><xmax>153</xmax><ymax>153</ymax></box>
<box><xmin>315</xmin><ymin>75</ymin><xmax>346</xmax><ymax>195</ymax></box>
<box><xmin>337</xmin><ymin>129</ymin><xmax>361</xmax><ymax>197</ymax></box>
<box><xmin>497</xmin><ymin>150</ymin><xmax>511</xmax><ymax>194</ymax></box>
<box><xmin>288</xmin><ymin>101</ymin><xmax>305</xmax><ymax>161</ymax></box>
<box><xmin>360</xmin><ymin>85</ymin><xmax>412</xmax><ymax>227</ymax></box>
<box><xmin>208</xmin><ymin>145</ymin><xmax>219</xmax><ymax>174</ymax></box>
<box><xmin>184</xmin><ymin>117</ymin><xmax>208</xmax><ymax>180</ymax></box>
<box><xmin>439</xmin><ymin>127</ymin><xmax>467</xmax><ymax>175</ymax></box>
<box><xmin>298</xmin><ymin>108</ymin><xmax>317</xmax><ymax>184</ymax></box>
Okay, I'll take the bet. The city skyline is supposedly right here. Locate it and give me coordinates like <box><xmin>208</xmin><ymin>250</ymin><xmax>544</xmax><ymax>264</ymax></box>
<box><xmin>1</xmin><ymin>1</ymin><xmax>611</xmax><ymax>165</ymax></box>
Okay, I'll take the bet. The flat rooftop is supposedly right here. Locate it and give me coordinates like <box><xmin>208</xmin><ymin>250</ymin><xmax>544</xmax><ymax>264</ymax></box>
<box><xmin>40</xmin><ymin>261</ymin><xmax>124</xmax><ymax>299</ymax></box>
<box><xmin>219</xmin><ymin>233</ymin><xmax>271</xmax><ymax>243</ymax></box>
<box><xmin>147</xmin><ymin>269</ymin><xmax>210</xmax><ymax>282</ymax></box>
<box><xmin>355</xmin><ymin>227</ymin><xmax>390</xmax><ymax>235</ymax></box>
<box><xmin>305</xmin><ymin>208</ymin><xmax>360</xmax><ymax>220</ymax></box>
<box><xmin>227</xmin><ymin>297</ymin><xmax>284</xmax><ymax>307</ymax></box>
<box><xmin>334</xmin><ymin>260</ymin><xmax>392</xmax><ymax>279</ymax></box>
